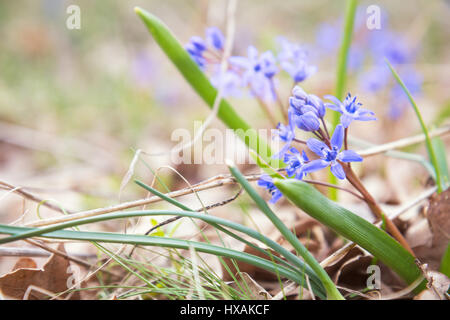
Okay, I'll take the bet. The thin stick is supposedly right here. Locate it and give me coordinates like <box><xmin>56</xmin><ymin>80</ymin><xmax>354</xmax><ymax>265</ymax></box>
<box><xmin>143</xmin><ymin>188</ymin><xmax>243</xmax><ymax>236</ymax></box>
<box><xmin>24</xmin><ymin>239</ymin><xmax>120</xmax><ymax>278</ymax></box>
<box><xmin>0</xmin><ymin>246</ymin><xmax>95</xmax><ymax>259</ymax></box>
<box><xmin>343</xmin><ymin>165</ymin><xmax>415</xmax><ymax>255</ymax></box>
<box><xmin>303</xmin><ymin>179</ymin><xmax>365</xmax><ymax>201</ymax></box>
<box><xmin>357</xmin><ymin>126</ymin><xmax>450</xmax><ymax>157</ymax></box>
<box><xmin>0</xmin><ymin>181</ymin><xmax>72</xmax><ymax>214</ymax></box>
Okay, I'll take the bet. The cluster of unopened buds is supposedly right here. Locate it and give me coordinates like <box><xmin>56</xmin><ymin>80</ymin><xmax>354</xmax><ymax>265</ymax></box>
<box><xmin>185</xmin><ymin>27</ymin><xmax>377</xmax><ymax>204</ymax></box>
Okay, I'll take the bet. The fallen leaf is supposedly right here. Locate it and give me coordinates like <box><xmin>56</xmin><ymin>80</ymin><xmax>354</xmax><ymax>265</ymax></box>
<box><xmin>412</xmin><ymin>190</ymin><xmax>450</xmax><ymax>271</ymax></box>
<box><xmin>0</xmin><ymin>243</ymin><xmax>80</xmax><ymax>300</ymax></box>
<box><xmin>12</xmin><ymin>257</ymin><xmax>37</xmax><ymax>271</ymax></box>
<box><xmin>414</xmin><ymin>271</ymin><xmax>450</xmax><ymax>300</ymax></box>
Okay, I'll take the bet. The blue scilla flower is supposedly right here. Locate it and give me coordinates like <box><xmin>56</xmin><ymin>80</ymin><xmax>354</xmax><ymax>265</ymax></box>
<box><xmin>283</xmin><ymin>148</ymin><xmax>309</xmax><ymax>179</ymax></box>
<box><xmin>273</xmin><ymin>113</ymin><xmax>295</xmax><ymax>158</ymax></box>
<box><xmin>257</xmin><ymin>174</ymin><xmax>283</xmax><ymax>204</ymax></box>
<box><xmin>288</xmin><ymin>86</ymin><xmax>324</xmax><ymax>132</ymax></box>
<box><xmin>206</xmin><ymin>27</ymin><xmax>225</xmax><ymax>50</ymax></box>
<box><xmin>229</xmin><ymin>46</ymin><xmax>278</xmax><ymax>101</ymax></box>
<box><xmin>302</xmin><ymin>124</ymin><xmax>363</xmax><ymax>180</ymax></box>
<box><xmin>278</xmin><ymin>38</ymin><xmax>317</xmax><ymax>83</ymax></box>
<box><xmin>324</xmin><ymin>93</ymin><xmax>376</xmax><ymax>128</ymax></box>
<box><xmin>370</xmin><ymin>31</ymin><xmax>412</xmax><ymax>66</ymax></box>
<box><xmin>186</xmin><ymin>28</ymin><xmax>225</xmax><ymax>69</ymax></box>
<box><xmin>388</xmin><ymin>69</ymin><xmax>422</xmax><ymax>120</ymax></box>
<box><xmin>186</xmin><ymin>38</ymin><xmax>207</xmax><ymax>68</ymax></box>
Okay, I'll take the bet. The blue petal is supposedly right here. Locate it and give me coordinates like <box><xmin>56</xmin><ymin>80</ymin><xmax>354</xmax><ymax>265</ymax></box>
<box><xmin>330</xmin><ymin>162</ymin><xmax>346</xmax><ymax>180</ymax></box>
<box><xmin>354</xmin><ymin>115</ymin><xmax>377</xmax><ymax>122</ymax></box>
<box><xmin>331</xmin><ymin>124</ymin><xmax>344</xmax><ymax>150</ymax></box>
<box><xmin>301</xmin><ymin>150</ymin><xmax>309</xmax><ymax>162</ymax></box>
<box><xmin>324</xmin><ymin>95</ymin><xmax>343</xmax><ymax>110</ymax></box>
<box><xmin>306</xmin><ymin>138</ymin><xmax>328</xmax><ymax>157</ymax></box>
<box><xmin>292</xmin><ymin>86</ymin><xmax>308</xmax><ymax>100</ymax></box>
<box><xmin>269</xmin><ymin>190</ymin><xmax>283</xmax><ymax>204</ymax></box>
<box><xmin>273</xmin><ymin>142</ymin><xmax>291</xmax><ymax>159</ymax></box>
<box><xmin>206</xmin><ymin>27</ymin><xmax>224</xmax><ymax>50</ymax></box>
<box><xmin>340</xmin><ymin>114</ymin><xmax>353</xmax><ymax>128</ymax></box>
<box><xmin>324</xmin><ymin>102</ymin><xmax>342</xmax><ymax>112</ymax></box>
<box><xmin>301</xmin><ymin>159</ymin><xmax>329</xmax><ymax>174</ymax></box>
<box><xmin>297</xmin><ymin>112</ymin><xmax>320</xmax><ymax>131</ymax></box>
<box><xmin>338</xmin><ymin>150</ymin><xmax>363</xmax><ymax>162</ymax></box>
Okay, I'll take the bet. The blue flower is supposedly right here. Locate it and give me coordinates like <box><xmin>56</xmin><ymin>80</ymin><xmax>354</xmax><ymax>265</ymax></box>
<box><xmin>278</xmin><ymin>38</ymin><xmax>316</xmax><ymax>83</ymax></box>
<box><xmin>369</xmin><ymin>31</ymin><xmax>412</xmax><ymax>65</ymax></box>
<box><xmin>210</xmin><ymin>69</ymin><xmax>243</xmax><ymax>97</ymax></box>
<box><xmin>273</xmin><ymin>113</ymin><xmax>295</xmax><ymax>158</ymax></box>
<box><xmin>360</xmin><ymin>67</ymin><xmax>390</xmax><ymax>93</ymax></box>
<box><xmin>283</xmin><ymin>148</ymin><xmax>309</xmax><ymax>179</ymax></box>
<box><xmin>288</xmin><ymin>86</ymin><xmax>325</xmax><ymax>132</ymax></box>
<box><xmin>388</xmin><ymin>69</ymin><xmax>422</xmax><ymax>120</ymax></box>
<box><xmin>257</xmin><ymin>174</ymin><xmax>283</xmax><ymax>203</ymax></box>
<box><xmin>302</xmin><ymin>124</ymin><xmax>363</xmax><ymax>180</ymax></box>
<box><xmin>206</xmin><ymin>27</ymin><xmax>225</xmax><ymax>50</ymax></box>
<box><xmin>229</xmin><ymin>46</ymin><xmax>278</xmax><ymax>101</ymax></box>
<box><xmin>324</xmin><ymin>93</ymin><xmax>376</xmax><ymax>128</ymax></box>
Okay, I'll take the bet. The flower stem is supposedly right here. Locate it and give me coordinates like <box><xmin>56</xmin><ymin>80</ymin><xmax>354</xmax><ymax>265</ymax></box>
<box><xmin>342</xmin><ymin>165</ymin><xmax>415</xmax><ymax>256</ymax></box>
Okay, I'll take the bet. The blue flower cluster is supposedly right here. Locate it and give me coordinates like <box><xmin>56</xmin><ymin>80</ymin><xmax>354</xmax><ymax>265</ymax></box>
<box><xmin>186</xmin><ymin>29</ymin><xmax>316</xmax><ymax>101</ymax></box>
<box><xmin>314</xmin><ymin>10</ymin><xmax>422</xmax><ymax>120</ymax></box>
<box><xmin>259</xmin><ymin>86</ymin><xmax>375</xmax><ymax>203</ymax></box>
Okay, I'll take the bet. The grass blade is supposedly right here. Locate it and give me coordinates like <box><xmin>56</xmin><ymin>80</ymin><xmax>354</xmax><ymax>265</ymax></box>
<box><xmin>386</xmin><ymin>60</ymin><xmax>445</xmax><ymax>193</ymax></box>
<box><xmin>329</xmin><ymin>0</ymin><xmax>359</xmax><ymax>200</ymax></box>
<box><xmin>134</xmin><ymin>179</ymin><xmax>326</xmax><ymax>297</ymax></box>
<box><xmin>134</xmin><ymin>7</ymin><xmax>277</xmax><ymax>166</ymax></box>
<box><xmin>0</xmin><ymin>224</ymin><xmax>313</xmax><ymax>294</ymax></box>
<box><xmin>431</xmin><ymin>137</ymin><xmax>449</xmax><ymax>190</ymax></box>
<box><xmin>226</xmin><ymin>161</ymin><xmax>344</xmax><ymax>300</ymax></box>
<box><xmin>274</xmin><ymin>178</ymin><xmax>426</xmax><ymax>292</ymax></box>
<box><xmin>0</xmin><ymin>207</ymin><xmax>326</xmax><ymax>297</ymax></box>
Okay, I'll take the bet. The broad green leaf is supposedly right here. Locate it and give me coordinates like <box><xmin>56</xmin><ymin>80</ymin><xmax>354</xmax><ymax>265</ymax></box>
<box><xmin>227</xmin><ymin>163</ymin><xmax>344</xmax><ymax>300</ymax></box>
<box><xmin>274</xmin><ymin>179</ymin><xmax>426</xmax><ymax>292</ymax></box>
<box><xmin>134</xmin><ymin>7</ymin><xmax>279</xmax><ymax>166</ymax></box>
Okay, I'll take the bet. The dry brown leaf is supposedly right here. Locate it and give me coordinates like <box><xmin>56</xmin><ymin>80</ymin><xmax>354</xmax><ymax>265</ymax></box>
<box><xmin>412</xmin><ymin>190</ymin><xmax>450</xmax><ymax>271</ymax></box>
<box><xmin>12</xmin><ymin>257</ymin><xmax>37</xmax><ymax>271</ymax></box>
<box><xmin>414</xmin><ymin>271</ymin><xmax>450</xmax><ymax>300</ymax></box>
<box><xmin>0</xmin><ymin>243</ymin><xmax>80</xmax><ymax>300</ymax></box>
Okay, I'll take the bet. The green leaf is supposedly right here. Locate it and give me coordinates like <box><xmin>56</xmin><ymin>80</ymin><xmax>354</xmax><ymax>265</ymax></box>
<box><xmin>133</xmin><ymin>179</ymin><xmax>326</xmax><ymax>297</ymax></box>
<box><xmin>328</xmin><ymin>0</ymin><xmax>358</xmax><ymax>201</ymax></box>
<box><xmin>386</xmin><ymin>60</ymin><xmax>445</xmax><ymax>193</ymax></box>
<box><xmin>274</xmin><ymin>178</ymin><xmax>426</xmax><ymax>292</ymax></box>
<box><xmin>227</xmin><ymin>162</ymin><xmax>344</xmax><ymax>300</ymax></box>
<box><xmin>134</xmin><ymin>7</ymin><xmax>278</xmax><ymax>166</ymax></box>
<box><xmin>439</xmin><ymin>243</ymin><xmax>450</xmax><ymax>277</ymax></box>
<box><xmin>0</xmin><ymin>224</ymin><xmax>313</xmax><ymax>294</ymax></box>
<box><xmin>431</xmin><ymin>137</ymin><xmax>449</xmax><ymax>190</ymax></box>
